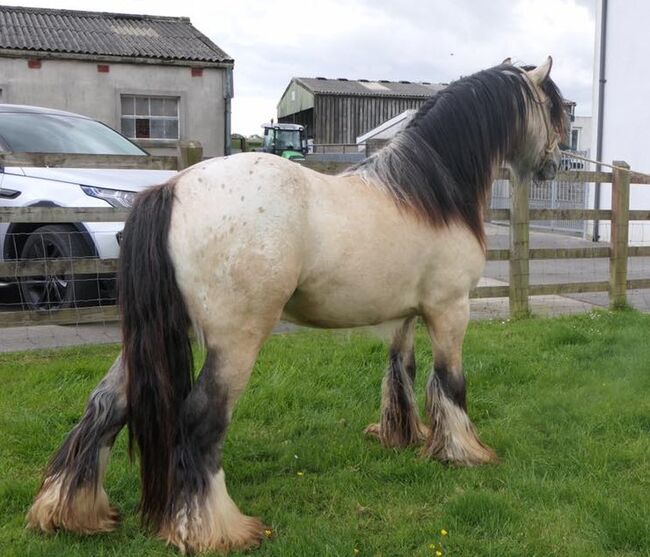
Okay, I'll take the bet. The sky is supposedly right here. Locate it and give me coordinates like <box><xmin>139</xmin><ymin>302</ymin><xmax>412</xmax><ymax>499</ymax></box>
<box><xmin>2</xmin><ymin>0</ymin><xmax>596</xmax><ymax>136</ymax></box>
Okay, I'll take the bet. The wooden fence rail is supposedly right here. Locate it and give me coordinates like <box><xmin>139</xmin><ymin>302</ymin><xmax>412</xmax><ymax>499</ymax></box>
<box><xmin>1</xmin><ymin>155</ymin><xmax>649</xmax><ymax>327</ymax></box>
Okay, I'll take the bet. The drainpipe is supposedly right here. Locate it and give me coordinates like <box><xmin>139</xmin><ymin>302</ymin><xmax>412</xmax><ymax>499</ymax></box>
<box><xmin>594</xmin><ymin>0</ymin><xmax>608</xmax><ymax>241</ymax></box>
<box><xmin>224</xmin><ymin>66</ymin><xmax>234</xmax><ymax>156</ymax></box>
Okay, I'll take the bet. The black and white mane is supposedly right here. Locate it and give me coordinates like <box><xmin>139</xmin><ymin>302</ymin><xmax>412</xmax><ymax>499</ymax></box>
<box><xmin>351</xmin><ymin>63</ymin><xmax>566</xmax><ymax>245</ymax></box>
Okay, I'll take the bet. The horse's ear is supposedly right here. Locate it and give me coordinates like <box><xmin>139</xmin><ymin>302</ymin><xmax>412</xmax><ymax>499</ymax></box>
<box><xmin>501</xmin><ymin>57</ymin><xmax>512</xmax><ymax>65</ymax></box>
<box><xmin>527</xmin><ymin>56</ymin><xmax>553</xmax><ymax>85</ymax></box>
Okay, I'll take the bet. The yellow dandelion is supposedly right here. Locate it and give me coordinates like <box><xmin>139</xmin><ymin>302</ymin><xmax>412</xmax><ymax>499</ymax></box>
<box><xmin>264</xmin><ymin>529</ymin><xmax>273</xmax><ymax>539</ymax></box>
<box><xmin>436</xmin><ymin>551</ymin><xmax>443</xmax><ymax>557</ymax></box>
<box><xmin>353</xmin><ymin>549</ymin><xmax>360</xmax><ymax>555</ymax></box>
<box><xmin>440</xmin><ymin>529</ymin><xmax>448</xmax><ymax>536</ymax></box>
<box><xmin>297</xmin><ymin>471</ymin><xmax>304</xmax><ymax>476</ymax></box>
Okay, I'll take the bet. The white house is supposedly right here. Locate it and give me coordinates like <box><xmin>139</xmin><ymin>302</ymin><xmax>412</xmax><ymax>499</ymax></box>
<box><xmin>591</xmin><ymin>0</ymin><xmax>650</xmax><ymax>243</ymax></box>
<box><xmin>571</xmin><ymin>116</ymin><xmax>592</xmax><ymax>153</ymax></box>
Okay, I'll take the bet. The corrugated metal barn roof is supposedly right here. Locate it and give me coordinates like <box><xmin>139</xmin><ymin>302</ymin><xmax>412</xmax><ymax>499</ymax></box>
<box><xmin>294</xmin><ymin>77</ymin><xmax>443</xmax><ymax>97</ymax></box>
<box><xmin>0</xmin><ymin>5</ymin><xmax>232</xmax><ymax>63</ymax></box>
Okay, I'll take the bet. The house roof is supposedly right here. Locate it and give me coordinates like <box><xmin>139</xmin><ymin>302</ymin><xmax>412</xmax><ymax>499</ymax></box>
<box><xmin>0</xmin><ymin>5</ymin><xmax>232</xmax><ymax>65</ymax></box>
<box><xmin>293</xmin><ymin>77</ymin><xmax>444</xmax><ymax>98</ymax></box>
<box><xmin>356</xmin><ymin>109</ymin><xmax>417</xmax><ymax>143</ymax></box>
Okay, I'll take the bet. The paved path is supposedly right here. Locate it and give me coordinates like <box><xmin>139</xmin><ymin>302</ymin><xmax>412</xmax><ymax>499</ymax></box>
<box><xmin>2</xmin><ymin>224</ymin><xmax>648</xmax><ymax>353</ymax></box>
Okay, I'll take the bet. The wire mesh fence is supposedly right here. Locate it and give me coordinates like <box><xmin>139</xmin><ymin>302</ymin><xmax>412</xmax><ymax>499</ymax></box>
<box><xmin>491</xmin><ymin>150</ymin><xmax>591</xmax><ymax>235</ymax></box>
<box><xmin>0</xmin><ymin>228</ymin><xmax>118</xmax><ymax>312</ymax></box>
<box><xmin>2</xmin><ymin>154</ymin><xmax>650</xmax><ymax>352</ymax></box>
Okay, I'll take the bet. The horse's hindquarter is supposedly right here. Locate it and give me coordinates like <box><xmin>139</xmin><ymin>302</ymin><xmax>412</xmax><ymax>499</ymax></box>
<box><xmin>283</xmin><ymin>171</ymin><xmax>486</xmax><ymax>327</ymax></box>
<box><xmin>167</xmin><ymin>154</ymin><xmax>309</xmax><ymax>336</ymax></box>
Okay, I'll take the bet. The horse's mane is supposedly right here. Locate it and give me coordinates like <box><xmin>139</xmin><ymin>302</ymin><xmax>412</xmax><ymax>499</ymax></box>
<box><xmin>348</xmin><ymin>63</ymin><xmax>566</xmax><ymax>246</ymax></box>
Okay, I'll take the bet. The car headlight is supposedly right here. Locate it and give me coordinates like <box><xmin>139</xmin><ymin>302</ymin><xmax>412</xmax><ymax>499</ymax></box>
<box><xmin>81</xmin><ymin>186</ymin><xmax>136</xmax><ymax>208</ymax></box>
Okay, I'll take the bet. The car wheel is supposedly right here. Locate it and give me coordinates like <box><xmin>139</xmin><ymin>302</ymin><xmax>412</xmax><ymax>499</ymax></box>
<box><xmin>19</xmin><ymin>224</ymin><xmax>99</xmax><ymax>311</ymax></box>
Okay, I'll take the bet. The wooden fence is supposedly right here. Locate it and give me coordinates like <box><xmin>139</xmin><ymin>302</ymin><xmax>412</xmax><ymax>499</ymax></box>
<box><xmin>1</xmin><ymin>154</ymin><xmax>649</xmax><ymax>328</ymax></box>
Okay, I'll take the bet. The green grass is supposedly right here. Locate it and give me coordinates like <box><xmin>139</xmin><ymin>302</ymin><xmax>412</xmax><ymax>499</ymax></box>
<box><xmin>1</xmin><ymin>310</ymin><xmax>650</xmax><ymax>556</ymax></box>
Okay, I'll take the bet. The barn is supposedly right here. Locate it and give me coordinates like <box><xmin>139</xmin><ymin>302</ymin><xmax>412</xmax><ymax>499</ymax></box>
<box><xmin>277</xmin><ymin>77</ymin><xmax>443</xmax><ymax>145</ymax></box>
<box><xmin>0</xmin><ymin>5</ymin><xmax>234</xmax><ymax>157</ymax></box>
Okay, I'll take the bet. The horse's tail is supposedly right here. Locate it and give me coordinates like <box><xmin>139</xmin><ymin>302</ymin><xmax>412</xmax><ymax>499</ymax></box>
<box><xmin>118</xmin><ymin>180</ymin><xmax>193</xmax><ymax>530</ymax></box>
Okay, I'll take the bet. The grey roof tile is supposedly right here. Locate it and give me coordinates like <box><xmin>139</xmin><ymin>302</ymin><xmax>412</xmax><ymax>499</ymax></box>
<box><xmin>295</xmin><ymin>77</ymin><xmax>443</xmax><ymax>97</ymax></box>
<box><xmin>0</xmin><ymin>5</ymin><xmax>232</xmax><ymax>63</ymax></box>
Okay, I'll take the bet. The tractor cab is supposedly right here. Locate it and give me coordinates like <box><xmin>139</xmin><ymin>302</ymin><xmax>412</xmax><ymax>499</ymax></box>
<box><xmin>261</xmin><ymin>123</ymin><xmax>307</xmax><ymax>160</ymax></box>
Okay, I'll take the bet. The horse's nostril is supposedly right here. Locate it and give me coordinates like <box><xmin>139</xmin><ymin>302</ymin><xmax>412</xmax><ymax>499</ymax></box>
<box><xmin>539</xmin><ymin>160</ymin><xmax>558</xmax><ymax>180</ymax></box>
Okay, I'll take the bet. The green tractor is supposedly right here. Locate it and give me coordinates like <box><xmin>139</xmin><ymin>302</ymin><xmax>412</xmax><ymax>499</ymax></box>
<box><xmin>261</xmin><ymin>122</ymin><xmax>307</xmax><ymax>161</ymax></box>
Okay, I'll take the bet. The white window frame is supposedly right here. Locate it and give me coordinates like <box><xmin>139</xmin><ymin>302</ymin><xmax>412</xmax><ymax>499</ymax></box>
<box><xmin>120</xmin><ymin>94</ymin><xmax>180</xmax><ymax>141</ymax></box>
<box><xmin>570</xmin><ymin>128</ymin><xmax>581</xmax><ymax>151</ymax></box>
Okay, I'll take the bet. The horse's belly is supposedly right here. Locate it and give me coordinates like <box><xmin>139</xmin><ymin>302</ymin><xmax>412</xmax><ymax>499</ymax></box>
<box><xmin>283</xmin><ymin>224</ymin><xmax>484</xmax><ymax>329</ymax></box>
<box><xmin>282</xmin><ymin>271</ymin><xmax>420</xmax><ymax>328</ymax></box>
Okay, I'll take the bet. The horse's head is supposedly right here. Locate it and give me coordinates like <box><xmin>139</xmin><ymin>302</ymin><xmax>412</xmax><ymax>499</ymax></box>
<box><xmin>507</xmin><ymin>57</ymin><xmax>566</xmax><ymax>182</ymax></box>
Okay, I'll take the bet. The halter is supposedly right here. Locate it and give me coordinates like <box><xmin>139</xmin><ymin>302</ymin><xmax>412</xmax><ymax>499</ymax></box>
<box><xmin>523</xmin><ymin>71</ymin><xmax>559</xmax><ymax>158</ymax></box>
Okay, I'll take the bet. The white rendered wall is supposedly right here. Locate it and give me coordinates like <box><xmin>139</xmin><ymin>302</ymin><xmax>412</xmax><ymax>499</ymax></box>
<box><xmin>591</xmin><ymin>0</ymin><xmax>650</xmax><ymax>243</ymax></box>
<box><xmin>0</xmin><ymin>57</ymin><xmax>228</xmax><ymax>158</ymax></box>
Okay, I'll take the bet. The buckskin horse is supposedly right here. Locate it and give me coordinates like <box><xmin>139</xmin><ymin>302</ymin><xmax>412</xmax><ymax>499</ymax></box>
<box><xmin>27</xmin><ymin>58</ymin><xmax>565</xmax><ymax>553</ymax></box>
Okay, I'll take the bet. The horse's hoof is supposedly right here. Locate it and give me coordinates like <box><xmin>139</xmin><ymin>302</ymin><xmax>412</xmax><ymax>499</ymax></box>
<box><xmin>421</xmin><ymin>440</ymin><xmax>500</xmax><ymax>467</ymax></box>
<box><xmin>365</xmin><ymin>422</ymin><xmax>430</xmax><ymax>445</ymax></box>
<box><xmin>159</xmin><ymin>469</ymin><xmax>266</xmax><ymax>554</ymax></box>
<box><xmin>161</xmin><ymin>514</ymin><xmax>266</xmax><ymax>554</ymax></box>
<box><xmin>363</xmin><ymin>423</ymin><xmax>381</xmax><ymax>439</ymax></box>
<box><xmin>26</xmin><ymin>476</ymin><xmax>120</xmax><ymax>534</ymax></box>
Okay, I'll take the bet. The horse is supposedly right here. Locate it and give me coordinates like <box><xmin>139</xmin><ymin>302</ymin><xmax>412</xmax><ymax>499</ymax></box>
<box><xmin>26</xmin><ymin>57</ymin><xmax>566</xmax><ymax>554</ymax></box>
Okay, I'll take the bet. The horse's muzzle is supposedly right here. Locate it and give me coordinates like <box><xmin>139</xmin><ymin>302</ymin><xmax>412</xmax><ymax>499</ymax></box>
<box><xmin>536</xmin><ymin>159</ymin><xmax>558</xmax><ymax>181</ymax></box>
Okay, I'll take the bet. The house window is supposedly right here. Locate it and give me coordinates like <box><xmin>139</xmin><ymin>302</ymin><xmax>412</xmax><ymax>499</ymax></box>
<box><xmin>120</xmin><ymin>95</ymin><xmax>179</xmax><ymax>140</ymax></box>
<box><xmin>570</xmin><ymin>128</ymin><xmax>580</xmax><ymax>151</ymax></box>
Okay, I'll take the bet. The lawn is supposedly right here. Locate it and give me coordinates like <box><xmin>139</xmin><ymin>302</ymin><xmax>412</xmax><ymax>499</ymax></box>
<box><xmin>1</xmin><ymin>310</ymin><xmax>650</xmax><ymax>556</ymax></box>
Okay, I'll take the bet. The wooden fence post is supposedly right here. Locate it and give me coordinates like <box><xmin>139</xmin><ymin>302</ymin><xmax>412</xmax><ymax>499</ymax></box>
<box><xmin>177</xmin><ymin>140</ymin><xmax>203</xmax><ymax>170</ymax></box>
<box><xmin>509</xmin><ymin>173</ymin><xmax>530</xmax><ymax>318</ymax></box>
<box><xmin>609</xmin><ymin>160</ymin><xmax>630</xmax><ymax>309</ymax></box>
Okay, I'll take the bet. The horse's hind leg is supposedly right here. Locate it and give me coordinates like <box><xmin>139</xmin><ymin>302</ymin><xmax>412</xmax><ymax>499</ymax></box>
<box><xmin>365</xmin><ymin>317</ymin><xmax>427</xmax><ymax>448</ymax></box>
<box><xmin>159</xmin><ymin>330</ymin><xmax>270</xmax><ymax>554</ymax></box>
<box><xmin>27</xmin><ymin>354</ymin><xmax>126</xmax><ymax>534</ymax></box>
<box><xmin>421</xmin><ymin>299</ymin><xmax>498</xmax><ymax>466</ymax></box>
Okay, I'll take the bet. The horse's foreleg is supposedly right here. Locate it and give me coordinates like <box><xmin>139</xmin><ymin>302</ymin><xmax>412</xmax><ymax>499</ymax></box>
<box><xmin>27</xmin><ymin>354</ymin><xmax>126</xmax><ymax>534</ymax></box>
<box><xmin>365</xmin><ymin>317</ymin><xmax>427</xmax><ymax>447</ymax></box>
<box><xmin>159</xmin><ymin>337</ymin><xmax>267</xmax><ymax>554</ymax></box>
<box><xmin>422</xmin><ymin>300</ymin><xmax>498</xmax><ymax>466</ymax></box>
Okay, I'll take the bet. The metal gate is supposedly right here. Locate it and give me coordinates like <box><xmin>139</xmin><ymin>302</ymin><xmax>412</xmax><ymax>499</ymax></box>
<box><xmin>490</xmin><ymin>151</ymin><xmax>589</xmax><ymax>235</ymax></box>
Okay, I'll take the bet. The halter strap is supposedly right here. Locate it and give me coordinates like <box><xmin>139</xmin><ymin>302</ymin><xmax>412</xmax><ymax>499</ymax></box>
<box><xmin>523</xmin><ymin>71</ymin><xmax>558</xmax><ymax>156</ymax></box>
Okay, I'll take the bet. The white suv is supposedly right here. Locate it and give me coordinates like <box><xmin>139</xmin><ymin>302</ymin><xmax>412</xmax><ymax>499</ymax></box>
<box><xmin>0</xmin><ymin>104</ymin><xmax>175</xmax><ymax>310</ymax></box>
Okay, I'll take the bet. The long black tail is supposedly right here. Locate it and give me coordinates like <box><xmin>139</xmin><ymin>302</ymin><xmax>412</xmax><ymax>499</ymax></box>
<box><xmin>118</xmin><ymin>180</ymin><xmax>193</xmax><ymax>529</ymax></box>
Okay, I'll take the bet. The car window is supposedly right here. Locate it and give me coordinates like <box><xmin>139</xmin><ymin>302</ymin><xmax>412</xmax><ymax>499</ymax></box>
<box><xmin>0</xmin><ymin>113</ymin><xmax>147</xmax><ymax>155</ymax></box>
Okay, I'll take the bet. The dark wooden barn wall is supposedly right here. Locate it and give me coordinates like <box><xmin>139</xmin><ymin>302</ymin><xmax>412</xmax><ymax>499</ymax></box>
<box><xmin>313</xmin><ymin>95</ymin><xmax>428</xmax><ymax>144</ymax></box>
<box><xmin>278</xmin><ymin>109</ymin><xmax>314</xmax><ymax>138</ymax></box>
